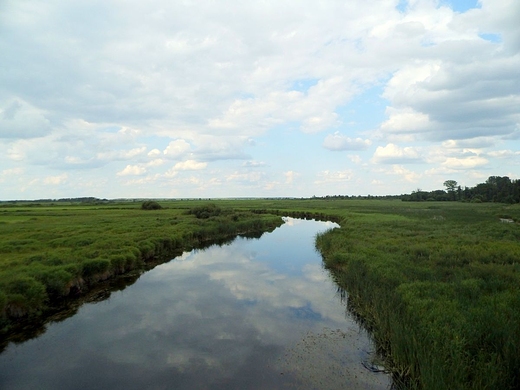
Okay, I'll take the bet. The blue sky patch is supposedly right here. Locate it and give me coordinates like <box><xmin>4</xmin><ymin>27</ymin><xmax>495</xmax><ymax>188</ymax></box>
<box><xmin>396</xmin><ymin>0</ymin><xmax>407</xmax><ymax>13</ymax></box>
<box><xmin>441</xmin><ymin>0</ymin><xmax>479</xmax><ymax>13</ymax></box>
<box><xmin>290</xmin><ymin>78</ymin><xmax>319</xmax><ymax>93</ymax></box>
<box><xmin>479</xmin><ymin>33</ymin><xmax>502</xmax><ymax>43</ymax></box>
<box><xmin>335</xmin><ymin>85</ymin><xmax>388</xmax><ymax>132</ymax></box>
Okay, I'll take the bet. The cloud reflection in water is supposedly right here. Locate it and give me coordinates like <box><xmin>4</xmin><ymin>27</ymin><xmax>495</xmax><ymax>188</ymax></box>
<box><xmin>0</xmin><ymin>218</ymin><xmax>390</xmax><ymax>389</ymax></box>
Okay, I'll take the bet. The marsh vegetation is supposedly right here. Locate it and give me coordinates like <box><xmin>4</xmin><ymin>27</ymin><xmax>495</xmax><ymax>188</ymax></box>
<box><xmin>1</xmin><ymin>198</ymin><xmax>519</xmax><ymax>389</ymax></box>
<box><xmin>313</xmin><ymin>200</ymin><xmax>520</xmax><ymax>389</ymax></box>
<box><xmin>0</xmin><ymin>200</ymin><xmax>282</xmax><ymax>329</ymax></box>
<box><xmin>0</xmin><ymin>217</ymin><xmax>390</xmax><ymax>389</ymax></box>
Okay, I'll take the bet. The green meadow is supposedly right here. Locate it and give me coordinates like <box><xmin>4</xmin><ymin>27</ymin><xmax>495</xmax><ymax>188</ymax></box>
<box><xmin>1</xmin><ymin>198</ymin><xmax>520</xmax><ymax>389</ymax></box>
<box><xmin>0</xmin><ymin>200</ymin><xmax>282</xmax><ymax>324</ymax></box>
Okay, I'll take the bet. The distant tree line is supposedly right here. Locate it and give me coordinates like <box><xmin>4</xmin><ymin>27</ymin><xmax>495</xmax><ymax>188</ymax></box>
<box><xmin>310</xmin><ymin>194</ymin><xmax>402</xmax><ymax>200</ymax></box>
<box><xmin>402</xmin><ymin>176</ymin><xmax>520</xmax><ymax>203</ymax></box>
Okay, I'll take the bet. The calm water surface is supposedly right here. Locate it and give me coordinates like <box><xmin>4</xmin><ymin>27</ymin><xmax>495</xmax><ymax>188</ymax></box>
<box><xmin>0</xmin><ymin>218</ymin><xmax>390</xmax><ymax>389</ymax></box>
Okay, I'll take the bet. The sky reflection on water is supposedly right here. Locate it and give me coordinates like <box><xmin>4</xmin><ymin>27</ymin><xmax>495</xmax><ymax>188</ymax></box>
<box><xmin>0</xmin><ymin>218</ymin><xmax>390</xmax><ymax>389</ymax></box>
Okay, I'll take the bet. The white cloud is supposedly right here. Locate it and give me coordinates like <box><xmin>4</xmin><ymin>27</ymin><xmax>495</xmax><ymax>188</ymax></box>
<box><xmin>379</xmin><ymin>107</ymin><xmax>433</xmax><ymax>136</ymax></box>
<box><xmin>0</xmin><ymin>0</ymin><xmax>519</xmax><ymax>199</ymax></box>
<box><xmin>97</xmin><ymin>147</ymin><xmax>147</xmax><ymax>161</ymax></box>
<box><xmin>117</xmin><ymin>165</ymin><xmax>147</xmax><ymax>176</ymax></box>
<box><xmin>226</xmin><ymin>171</ymin><xmax>265</xmax><ymax>184</ymax></box>
<box><xmin>173</xmin><ymin>160</ymin><xmax>207</xmax><ymax>171</ymax></box>
<box><xmin>146</xmin><ymin>159</ymin><xmax>165</xmax><ymax>167</ymax></box>
<box><xmin>7</xmin><ymin>141</ymin><xmax>29</xmax><ymax>161</ymax></box>
<box><xmin>380</xmin><ymin>52</ymin><xmax>520</xmax><ymax>142</ymax></box>
<box><xmin>442</xmin><ymin>156</ymin><xmax>489</xmax><ymax>170</ymax></box>
<box><xmin>163</xmin><ymin>169</ymin><xmax>178</xmax><ymax>179</ymax></box>
<box><xmin>348</xmin><ymin>155</ymin><xmax>362</xmax><ymax>164</ymax></box>
<box><xmin>441</xmin><ymin>137</ymin><xmax>496</xmax><ymax>149</ymax></box>
<box><xmin>323</xmin><ymin>132</ymin><xmax>372</xmax><ymax>151</ymax></box>
<box><xmin>284</xmin><ymin>171</ymin><xmax>298</xmax><ymax>184</ymax></box>
<box><xmin>486</xmin><ymin>150</ymin><xmax>520</xmax><ymax>158</ymax></box>
<box><xmin>372</xmin><ymin>143</ymin><xmax>422</xmax><ymax>164</ymax></box>
<box><xmin>192</xmin><ymin>135</ymin><xmax>252</xmax><ymax>161</ymax></box>
<box><xmin>242</xmin><ymin>160</ymin><xmax>266</xmax><ymax>168</ymax></box>
<box><xmin>164</xmin><ymin>140</ymin><xmax>191</xmax><ymax>158</ymax></box>
<box><xmin>1</xmin><ymin>167</ymin><xmax>24</xmax><ymax>176</ymax></box>
<box><xmin>372</xmin><ymin>1</ymin><xmax>520</xmax><ymax>144</ymax></box>
<box><xmin>148</xmin><ymin>149</ymin><xmax>161</xmax><ymax>157</ymax></box>
<box><xmin>207</xmin><ymin>84</ymin><xmax>346</xmax><ymax>135</ymax></box>
<box><xmin>0</xmin><ymin>167</ymin><xmax>24</xmax><ymax>184</ymax></box>
<box><xmin>0</xmin><ymin>99</ymin><xmax>51</xmax><ymax>139</ymax></box>
<box><xmin>315</xmin><ymin>170</ymin><xmax>353</xmax><ymax>184</ymax></box>
<box><xmin>384</xmin><ymin>165</ymin><xmax>422</xmax><ymax>183</ymax></box>
<box><xmin>43</xmin><ymin>174</ymin><xmax>68</xmax><ymax>185</ymax></box>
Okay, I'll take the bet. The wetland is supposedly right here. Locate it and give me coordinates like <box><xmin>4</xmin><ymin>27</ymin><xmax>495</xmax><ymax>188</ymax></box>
<box><xmin>2</xmin><ymin>198</ymin><xmax>520</xmax><ymax>389</ymax></box>
<box><xmin>0</xmin><ymin>217</ymin><xmax>390</xmax><ymax>389</ymax></box>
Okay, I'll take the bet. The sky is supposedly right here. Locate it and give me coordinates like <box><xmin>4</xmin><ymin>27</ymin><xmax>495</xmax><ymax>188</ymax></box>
<box><xmin>1</xmin><ymin>0</ymin><xmax>519</xmax><ymax>200</ymax></box>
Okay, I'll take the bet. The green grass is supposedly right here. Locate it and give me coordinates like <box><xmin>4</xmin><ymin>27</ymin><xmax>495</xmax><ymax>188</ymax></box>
<box><xmin>1</xmin><ymin>198</ymin><xmax>519</xmax><ymax>389</ymax></box>
<box><xmin>0</xmin><ymin>200</ymin><xmax>283</xmax><ymax>328</ymax></box>
<box><xmin>311</xmin><ymin>200</ymin><xmax>520</xmax><ymax>389</ymax></box>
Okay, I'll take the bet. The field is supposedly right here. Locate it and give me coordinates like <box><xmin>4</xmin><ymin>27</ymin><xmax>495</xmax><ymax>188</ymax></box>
<box><xmin>1</xmin><ymin>198</ymin><xmax>520</xmax><ymax>389</ymax></box>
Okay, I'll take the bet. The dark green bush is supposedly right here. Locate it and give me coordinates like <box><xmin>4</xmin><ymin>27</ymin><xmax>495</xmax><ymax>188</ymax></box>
<box><xmin>141</xmin><ymin>200</ymin><xmax>162</xmax><ymax>210</ymax></box>
<box><xmin>188</xmin><ymin>203</ymin><xmax>221</xmax><ymax>219</ymax></box>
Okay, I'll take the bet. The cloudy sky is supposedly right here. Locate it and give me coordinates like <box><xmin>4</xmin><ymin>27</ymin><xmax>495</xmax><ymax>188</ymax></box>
<box><xmin>1</xmin><ymin>0</ymin><xmax>519</xmax><ymax>199</ymax></box>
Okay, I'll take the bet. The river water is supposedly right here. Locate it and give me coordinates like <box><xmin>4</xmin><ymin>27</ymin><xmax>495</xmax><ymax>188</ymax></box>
<box><xmin>0</xmin><ymin>218</ymin><xmax>390</xmax><ymax>389</ymax></box>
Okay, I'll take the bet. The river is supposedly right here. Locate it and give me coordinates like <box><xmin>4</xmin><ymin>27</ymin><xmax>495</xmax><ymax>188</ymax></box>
<box><xmin>0</xmin><ymin>217</ymin><xmax>390</xmax><ymax>389</ymax></box>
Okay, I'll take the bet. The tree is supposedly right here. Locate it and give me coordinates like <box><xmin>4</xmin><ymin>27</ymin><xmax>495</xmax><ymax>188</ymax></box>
<box><xmin>443</xmin><ymin>180</ymin><xmax>458</xmax><ymax>192</ymax></box>
<box><xmin>443</xmin><ymin>180</ymin><xmax>458</xmax><ymax>200</ymax></box>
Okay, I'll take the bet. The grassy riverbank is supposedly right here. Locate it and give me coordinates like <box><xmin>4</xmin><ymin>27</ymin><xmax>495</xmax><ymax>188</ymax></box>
<box><xmin>1</xmin><ymin>198</ymin><xmax>519</xmax><ymax>389</ymax></box>
<box><xmin>0</xmin><ymin>200</ymin><xmax>282</xmax><ymax>329</ymax></box>
<box><xmin>311</xmin><ymin>200</ymin><xmax>520</xmax><ymax>389</ymax></box>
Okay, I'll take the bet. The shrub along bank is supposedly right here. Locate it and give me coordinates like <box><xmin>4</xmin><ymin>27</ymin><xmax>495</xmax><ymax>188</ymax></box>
<box><xmin>0</xmin><ymin>201</ymin><xmax>282</xmax><ymax>330</ymax></box>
